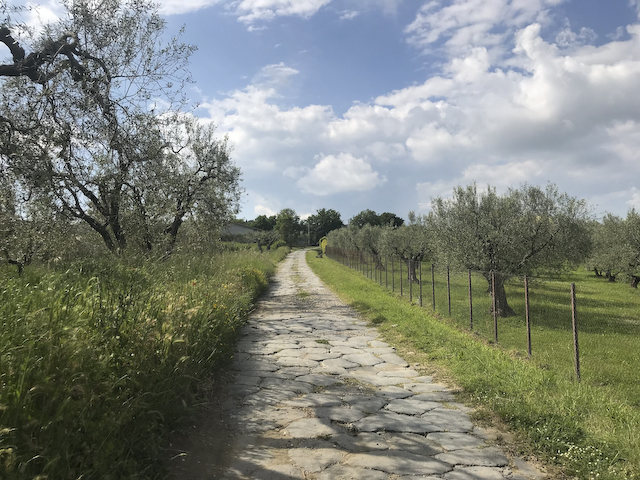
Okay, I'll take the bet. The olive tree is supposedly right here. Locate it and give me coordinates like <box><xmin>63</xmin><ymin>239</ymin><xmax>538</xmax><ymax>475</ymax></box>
<box><xmin>589</xmin><ymin>210</ymin><xmax>640</xmax><ymax>287</ymax></box>
<box><xmin>355</xmin><ymin>224</ymin><xmax>387</xmax><ymax>270</ymax></box>
<box><xmin>627</xmin><ymin>210</ymin><xmax>640</xmax><ymax>288</ymax></box>
<box><xmin>0</xmin><ymin>0</ymin><xmax>240</xmax><ymax>256</ymax></box>
<box><xmin>429</xmin><ymin>183</ymin><xmax>591</xmax><ymax>316</ymax></box>
<box><xmin>587</xmin><ymin>214</ymin><xmax>632</xmax><ymax>282</ymax></box>
<box><xmin>0</xmin><ymin>170</ymin><xmax>70</xmax><ymax>273</ymax></box>
<box><xmin>378</xmin><ymin>212</ymin><xmax>431</xmax><ymax>282</ymax></box>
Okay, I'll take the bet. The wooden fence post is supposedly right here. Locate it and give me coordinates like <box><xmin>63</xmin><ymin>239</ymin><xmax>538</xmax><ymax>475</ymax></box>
<box><xmin>492</xmin><ymin>271</ymin><xmax>498</xmax><ymax>343</ymax></box>
<box><xmin>431</xmin><ymin>264</ymin><xmax>436</xmax><ymax>310</ymax></box>
<box><xmin>419</xmin><ymin>261</ymin><xmax>423</xmax><ymax>307</ymax></box>
<box><xmin>410</xmin><ymin>260</ymin><xmax>413</xmax><ymax>302</ymax></box>
<box><xmin>571</xmin><ymin>283</ymin><xmax>581</xmax><ymax>382</ymax></box>
<box><xmin>385</xmin><ymin>258</ymin><xmax>388</xmax><ymax>289</ymax></box>
<box><xmin>392</xmin><ymin>257</ymin><xmax>395</xmax><ymax>292</ymax></box>
<box><xmin>400</xmin><ymin>260</ymin><xmax>403</xmax><ymax>297</ymax></box>
<box><xmin>447</xmin><ymin>266</ymin><xmax>451</xmax><ymax>316</ymax></box>
<box><xmin>468</xmin><ymin>269</ymin><xmax>473</xmax><ymax>330</ymax></box>
<box><xmin>525</xmin><ymin>276</ymin><xmax>532</xmax><ymax>357</ymax></box>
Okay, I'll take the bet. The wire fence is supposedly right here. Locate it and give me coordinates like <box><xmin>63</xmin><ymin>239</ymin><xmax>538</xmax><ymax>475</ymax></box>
<box><xmin>325</xmin><ymin>247</ymin><xmax>640</xmax><ymax>399</ymax></box>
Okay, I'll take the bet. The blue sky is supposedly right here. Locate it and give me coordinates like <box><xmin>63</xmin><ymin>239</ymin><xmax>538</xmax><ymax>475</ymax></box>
<box><xmin>15</xmin><ymin>0</ymin><xmax>640</xmax><ymax>223</ymax></box>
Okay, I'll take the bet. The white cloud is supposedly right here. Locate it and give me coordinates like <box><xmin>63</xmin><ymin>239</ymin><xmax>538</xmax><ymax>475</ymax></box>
<box><xmin>251</xmin><ymin>62</ymin><xmax>299</xmax><ymax>88</ymax></box>
<box><xmin>339</xmin><ymin>10</ymin><xmax>360</xmax><ymax>20</ymax></box>
<box><xmin>157</xmin><ymin>0</ymin><xmax>220</xmax><ymax>15</ymax></box>
<box><xmin>405</xmin><ymin>0</ymin><xmax>565</xmax><ymax>56</ymax></box>
<box><xmin>199</xmin><ymin>12</ymin><xmax>640</xmax><ymax>218</ymax></box>
<box><xmin>297</xmin><ymin>153</ymin><xmax>387</xmax><ymax>195</ymax></box>
<box><xmin>231</xmin><ymin>0</ymin><xmax>332</xmax><ymax>25</ymax></box>
<box><xmin>416</xmin><ymin>159</ymin><xmax>545</xmax><ymax>209</ymax></box>
<box><xmin>555</xmin><ymin>23</ymin><xmax>597</xmax><ymax>49</ymax></box>
<box><xmin>24</xmin><ymin>0</ymin><xmax>63</xmax><ymax>27</ymax></box>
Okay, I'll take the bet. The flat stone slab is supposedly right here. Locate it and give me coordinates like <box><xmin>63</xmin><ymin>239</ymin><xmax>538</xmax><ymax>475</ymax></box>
<box><xmin>232</xmin><ymin>406</ymin><xmax>307</xmax><ymax>433</ymax></box>
<box><xmin>276</xmin><ymin>357</ymin><xmax>319</xmax><ymax>368</ymax></box>
<box><xmin>305</xmin><ymin>351</ymin><xmax>343</xmax><ymax>361</ymax></box>
<box><xmin>404</xmin><ymin>382</ymin><xmax>447</xmax><ymax>393</ymax></box>
<box><xmin>342</xmin><ymin>353</ymin><xmax>384</xmax><ymax>366</ymax></box>
<box><xmin>436</xmin><ymin>447</ymin><xmax>509</xmax><ymax>467</ymax></box>
<box><xmin>241</xmin><ymin>389</ymin><xmax>296</xmax><ymax>407</ymax></box>
<box><xmin>356</xmin><ymin>412</ymin><xmax>438</xmax><ymax>433</ymax></box>
<box><xmin>343</xmin><ymin>395</ymin><xmax>387</xmax><ymax>413</ymax></box>
<box><xmin>322</xmin><ymin>358</ymin><xmax>359</xmax><ymax>369</ymax></box>
<box><xmin>345</xmin><ymin>450</ymin><xmax>452</xmax><ymax>476</ymax></box>
<box><xmin>385</xmin><ymin>432</ymin><xmax>443</xmax><ymax>455</ymax></box>
<box><xmin>378</xmin><ymin>353</ymin><xmax>410</xmax><ymax>366</ymax></box>
<box><xmin>275</xmin><ymin>348</ymin><xmax>306</xmax><ymax>357</ymax></box>
<box><xmin>313</xmin><ymin>406</ymin><xmax>366</xmax><ymax>422</ymax></box>
<box><xmin>428</xmin><ymin>432</ymin><xmax>485</xmax><ymax>450</ymax></box>
<box><xmin>296</xmin><ymin>374</ymin><xmax>340</xmax><ymax>386</ymax></box>
<box><xmin>377</xmin><ymin>369</ymin><xmax>420</xmax><ymax>378</ymax></box>
<box><xmin>444</xmin><ymin>466</ymin><xmax>507</xmax><ymax>480</ymax></box>
<box><xmin>288</xmin><ymin>447</ymin><xmax>344</xmax><ymax>472</ymax></box>
<box><xmin>375</xmin><ymin>386</ymin><xmax>414</xmax><ymax>399</ymax></box>
<box><xmin>260</xmin><ymin>378</ymin><xmax>314</xmax><ymax>393</ymax></box>
<box><xmin>347</xmin><ymin>372</ymin><xmax>409</xmax><ymax>386</ymax></box>
<box><xmin>332</xmin><ymin>432</ymin><xmax>389</xmax><ymax>452</ymax></box>
<box><xmin>283</xmin><ymin>393</ymin><xmax>343</xmax><ymax>407</ymax></box>
<box><xmin>385</xmin><ymin>398</ymin><xmax>440</xmax><ymax>415</ymax></box>
<box><xmin>316</xmin><ymin>464</ymin><xmax>389</xmax><ymax>480</ymax></box>
<box><xmin>421</xmin><ymin>409</ymin><xmax>474</xmax><ymax>433</ymax></box>
<box><xmin>286</xmin><ymin>418</ymin><xmax>340</xmax><ymax>439</ymax></box>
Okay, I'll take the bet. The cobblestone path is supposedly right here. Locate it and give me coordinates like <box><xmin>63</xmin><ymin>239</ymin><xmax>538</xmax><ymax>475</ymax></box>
<box><xmin>170</xmin><ymin>250</ymin><xmax>546</xmax><ymax>480</ymax></box>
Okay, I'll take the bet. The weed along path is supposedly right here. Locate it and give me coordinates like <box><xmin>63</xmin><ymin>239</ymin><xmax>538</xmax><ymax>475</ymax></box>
<box><xmin>169</xmin><ymin>250</ymin><xmax>545</xmax><ymax>480</ymax></box>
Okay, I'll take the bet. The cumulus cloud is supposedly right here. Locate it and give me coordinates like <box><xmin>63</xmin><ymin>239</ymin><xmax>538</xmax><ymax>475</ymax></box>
<box><xmin>157</xmin><ymin>0</ymin><xmax>220</xmax><ymax>15</ymax></box>
<box><xmin>417</xmin><ymin>159</ymin><xmax>546</xmax><ymax>208</ymax></box>
<box><xmin>297</xmin><ymin>153</ymin><xmax>387</xmax><ymax>195</ymax></box>
<box><xmin>231</xmin><ymin>0</ymin><xmax>332</xmax><ymax>25</ymax></box>
<box><xmin>339</xmin><ymin>10</ymin><xmax>360</xmax><ymax>20</ymax></box>
<box><xmin>197</xmin><ymin>2</ymin><xmax>640</xmax><ymax>218</ymax></box>
<box><xmin>24</xmin><ymin>0</ymin><xmax>63</xmax><ymax>27</ymax></box>
<box><xmin>404</xmin><ymin>0</ymin><xmax>564</xmax><ymax>56</ymax></box>
<box><xmin>555</xmin><ymin>23</ymin><xmax>597</xmax><ymax>48</ymax></box>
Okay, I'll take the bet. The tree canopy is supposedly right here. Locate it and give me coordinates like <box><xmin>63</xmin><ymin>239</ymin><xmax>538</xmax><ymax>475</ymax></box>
<box><xmin>275</xmin><ymin>208</ymin><xmax>302</xmax><ymax>246</ymax></box>
<box><xmin>0</xmin><ymin>0</ymin><xmax>241</xmax><ymax>257</ymax></box>
<box><xmin>306</xmin><ymin>208</ymin><xmax>343</xmax><ymax>244</ymax></box>
<box><xmin>429</xmin><ymin>183</ymin><xmax>591</xmax><ymax>315</ymax></box>
<box><xmin>349</xmin><ymin>209</ymin><xmax>404</xmax><ymax>228</ymax></box>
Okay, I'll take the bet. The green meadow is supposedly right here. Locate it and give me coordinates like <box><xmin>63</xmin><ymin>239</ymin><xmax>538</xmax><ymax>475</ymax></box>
<box><xmin>310</xmin><ymin>250</ymin><xmax>640</xmax><ymax>480</ymax></box>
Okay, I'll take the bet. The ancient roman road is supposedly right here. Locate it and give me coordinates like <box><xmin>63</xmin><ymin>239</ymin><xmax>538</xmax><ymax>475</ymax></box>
<box><xmin>169</xmin><ymin>249</ymin><xmax>546</xmax><ymax>480</ymax></box>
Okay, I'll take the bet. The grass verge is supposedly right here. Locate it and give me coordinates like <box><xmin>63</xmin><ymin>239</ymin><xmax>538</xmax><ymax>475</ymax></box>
<box><xmin>307</xmin><ymin>250</ymin><xmax>639</xmax><ymax>480</ymax></box>
<box><xmin>0</xmin><ymin>246</ymin><xmax>288</xmax><ymax>479</ymax></box>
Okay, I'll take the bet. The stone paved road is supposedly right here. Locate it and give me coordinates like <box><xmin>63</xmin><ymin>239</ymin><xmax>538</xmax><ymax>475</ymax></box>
<box><xmin>170</xmin><ymin>250</ymin><xmax>547</xmax><ymax>480</ymax></box>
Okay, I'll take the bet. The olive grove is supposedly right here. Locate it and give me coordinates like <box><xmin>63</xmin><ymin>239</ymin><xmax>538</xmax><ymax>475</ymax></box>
<box><xmin>327</xmin><ymin>183</ymin><xmax>593</xmax><ymax>317</ymax></box>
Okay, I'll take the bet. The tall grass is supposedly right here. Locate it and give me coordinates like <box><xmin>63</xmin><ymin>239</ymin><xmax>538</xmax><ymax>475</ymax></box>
<box><xmin>310</xmin><ymin>251</ymin><xmax>640</xmax><ymax>480</ymax></box>
<box><xmin>0</xmin><ymin>246</ymin><xmax>288</xmax><ymax>479</ymax></box>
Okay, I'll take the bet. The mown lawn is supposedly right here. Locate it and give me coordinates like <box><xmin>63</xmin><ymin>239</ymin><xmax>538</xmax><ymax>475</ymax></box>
<box><xmin>0</xmin><ymin>246</ymin><xmax>288</xmax><ymax>479</ymax></box>
<box><xmin>309</xmin><ymin>250</ymin><xmax>640</xmax><ymax>480</ymax></box>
